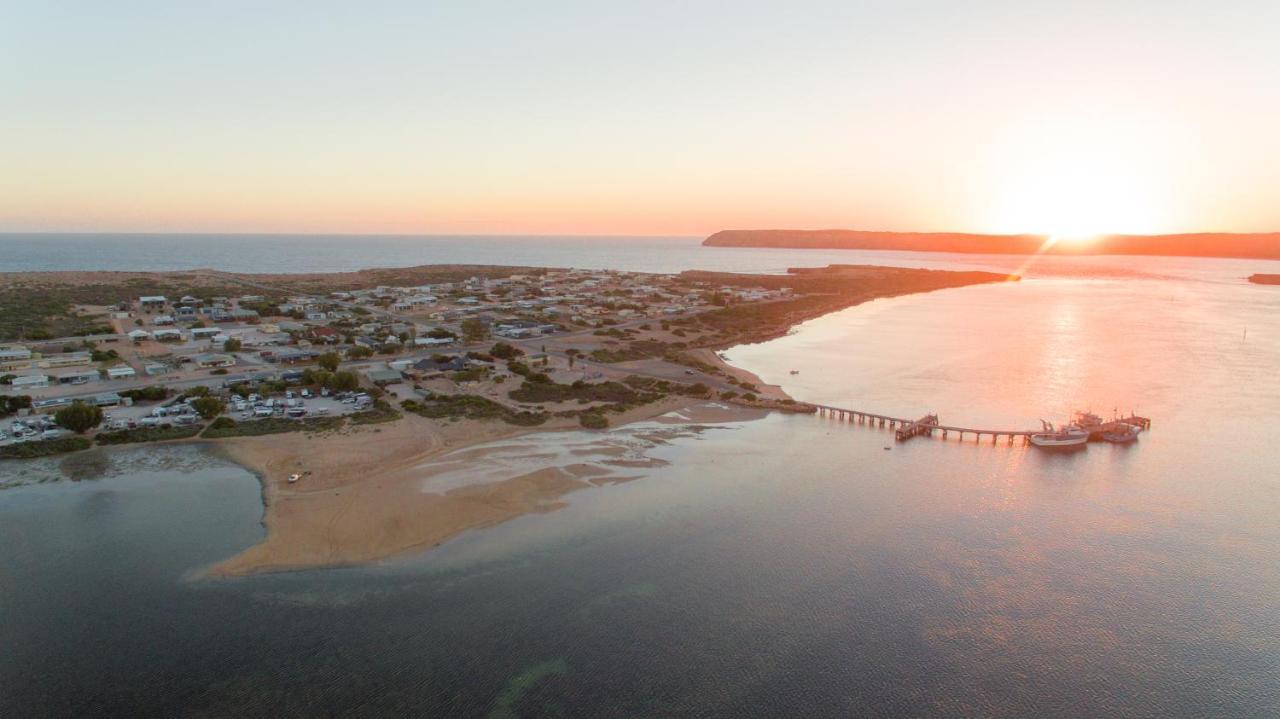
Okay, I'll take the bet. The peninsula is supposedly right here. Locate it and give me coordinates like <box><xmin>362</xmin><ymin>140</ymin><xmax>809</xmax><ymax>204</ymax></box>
<box><xmin>1</xmin><ymin>262</ymin><xmax>1013</xmax><ymax>573</ymax></box>
<box><xmin>704</xmin><ymin>229</ymin><xmax>1280</xmax><ymax>260</ymax></box>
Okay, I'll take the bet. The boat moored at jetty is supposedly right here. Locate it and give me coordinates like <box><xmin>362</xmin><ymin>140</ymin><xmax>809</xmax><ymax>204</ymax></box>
<box><xmin>1029</xmin><ymin>421</ymin><xmax>1089</xmax><ymax>448</ymax></box>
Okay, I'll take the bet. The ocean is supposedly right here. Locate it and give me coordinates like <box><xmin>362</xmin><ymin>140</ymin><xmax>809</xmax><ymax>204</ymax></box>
<box><xmin>1</xmin><ymin>237</ymin><xmax>1279</xmax><ymax>717</ymax></box>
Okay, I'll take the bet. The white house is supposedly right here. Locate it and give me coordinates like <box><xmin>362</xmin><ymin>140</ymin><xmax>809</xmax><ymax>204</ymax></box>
<box><xmin>10</xmin><ymin>374</ymin><xmax>49</xmax><ymax>390</ymax></box>
<box><xmin>105</xmin><ymin>363</ymin><xmax>135</xmax><ymax>381</ymax></box>
<box><xmin>128</xmin><ymin>329</ymin><xmax>151</xmax><ymax>341</ymax></box>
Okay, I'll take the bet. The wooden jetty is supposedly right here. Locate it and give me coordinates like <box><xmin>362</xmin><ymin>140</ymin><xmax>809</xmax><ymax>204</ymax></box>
<box><xmin>809</xmin><ymin>403</ymin><xmax>1151</xmax><ymax>446</ymax></box>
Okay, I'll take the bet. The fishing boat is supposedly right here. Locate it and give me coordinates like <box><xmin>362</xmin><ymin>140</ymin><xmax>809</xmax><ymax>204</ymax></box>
<box><xmin>1100</xmin><ymin>424</ymin><xmax>1140</xmax><ymax>443</ymax></box>
<box><xmin>1029</xmin><ymin>421</ymin><xmax>1089</xmax><ymax>448</ymax></box>
<box><xmin>287</xmin><ymin>473</ymin><xmax>302</xmax><ymax>483</ymax></box>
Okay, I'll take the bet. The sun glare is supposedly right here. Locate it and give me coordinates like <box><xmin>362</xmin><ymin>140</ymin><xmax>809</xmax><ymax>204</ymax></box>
<box><xmin>982</xmin><ymin>118</ymin><xmax>1172</xmax><ymax>238</ymax></box>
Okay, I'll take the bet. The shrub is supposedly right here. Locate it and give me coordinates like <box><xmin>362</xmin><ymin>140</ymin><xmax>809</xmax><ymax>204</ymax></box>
<box><xmin>96</xmin><ymin>424</ymin><xmax>202</xmax><ymax>445</ymax></box>
<box><xmin>0</xmin><ymin>436</ymin><xmax>91</xmax><ymax>459</ymax></box>
<box><xmin>578</xmin><ymin>412</ymin><xmax>608</xmax><ymax>430</ymax></box>
<box><xmin>55</xmin><ymin>401</ymin><xmax>104</xmax><ymax>434</ymax></box>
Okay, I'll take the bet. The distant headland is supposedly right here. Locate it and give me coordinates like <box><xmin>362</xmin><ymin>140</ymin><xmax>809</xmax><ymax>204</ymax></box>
<box><xmin>704</xmin><ymin>229</ymin><xmax>1280</xmax><ymax>260</ymax></box>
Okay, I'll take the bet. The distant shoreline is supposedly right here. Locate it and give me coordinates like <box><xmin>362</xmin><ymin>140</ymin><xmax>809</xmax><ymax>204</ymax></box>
<box><xmin>704</xmin><ymin>229</ymin><xmax>1280</xmax><ymax>261</ymax></box>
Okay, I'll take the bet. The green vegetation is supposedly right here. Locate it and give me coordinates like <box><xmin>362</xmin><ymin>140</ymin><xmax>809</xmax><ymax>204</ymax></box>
<box><xmin>223</xmin><ymin>337</ymin><xmax>242</xmax><ymax>352</ymax></box>
<box><xmin>348</xmin><ymin>345</ymin><xmax>374</xmax><ymax>359</ymax></box>
<box><xmin>0</xmin><ymin>436</ymin><xmax>92</xmax><ymax>459</ymax></box>
<box><xmin>0</xmin><ymin>279</ymin><xmax>243</xmax><ymax>341</ymax></box>
<box><xmin>119</xmin><ymin>385</ymin><xmax>170</xmax><ymax>402</ymax></box>
<box><xmin>509</xmin><ymin>379</ymin><xmax>651</xmax><ymax>405</ymax></box>
<box><xmin>96</xmin><ymin>424</ymin><xmax>203</xmax><ymax>445</ymax></box>
<box><xmin>588</xmin><ymin>340</ymin><xmax>670</xmax><ymax>363</ymax></box>
<box><xmin>55</xmin><ymin>401</ymin><xmax>104</xmax><ymax>434</ymax></box>
<box><xmin>202</xmin><ymin>415</ymin><xmax>344</xmax><ymax>438</ymax></box>
<box><xmin>461</xmin><ymin>317</ymin><xmax>490</xmax><ymax>342</ymax></box>
<box><xmin>489</xmin><ymin>342</ymin><xmax>524</xmax><ymax>360</ymax></box>
<box><xmin>578</xmin><ymin>411</ymin><xmax>609</xmax><ymax>429</ymax></box>
<box><xmin>402</xmin><ymin>395</ymin><xmax>547</xmax><ymax>426</ymax></box>
<box><xmin>190</xmin><ymin>396</ymin><xmax>226</xmax><ymax>420</ymax></box>
<box><xmin>349</xmin><ymin>400</ymin><xmax>402</xmax><ymax>425</ymax></box>
<box><xmin>330</xmin><ymin>370</ymin><xmax>360</xmax><ymax>392</ymax></box>
<box><xmin>0</xmin><ymin>395</ymin><xmax>32</xmax><ymax>417</ymax></box>
<box><xmin>317</xmin><ymin>352</ymin><xmax>341</xmax><ymax>372</ymax></box>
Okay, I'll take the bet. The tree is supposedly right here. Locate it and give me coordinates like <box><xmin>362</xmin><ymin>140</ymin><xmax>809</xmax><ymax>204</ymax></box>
<box><xmin>55</xmin><ymin>401</ymin><xmax>104</xmax><ymax>434</ymax></box>
<box><xmin>489</xmin><ymin>342</ymin><xmax>523</xmax><ymax>360</ymax></box>
<box><xmin>565</xmin><ymin>348</ymin><xmax>581</xmax><ymax>369</ymax></box>
<box><xmin>317</xmin><ymin>352</ymin><xmax>341</xmax><ymax>372</ymax></box>
<box><xmin>348</xmin><ymin>345</ymin><xmax>373</xmax><ymax>360</ymax></box>
<box><xmin>223</xmin><ymin>337</ymin><xmax>242</xmax><ymax>352</ymax></box>
<box><xmin>460</xmin><ymin>318</ymin><xmax>490</xmax><ymax>343</ymax></box>
<box><xmin>330</xmin><ymin>370</ymin><xmax>359</xmax><ymax>392</ymax></box>
<box><xmin>190</xmin><ymin>396</ymin><xmax>225</xmax><ymax>420</ymax></box>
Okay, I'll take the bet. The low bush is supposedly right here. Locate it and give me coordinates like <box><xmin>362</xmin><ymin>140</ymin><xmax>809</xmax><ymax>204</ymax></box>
<box><xmin>0</xmin><ymin>437</ymin><xmax>92</xmax><ymax>459</ymax></box>
<box><xmin>96</xmin><ymin>424</ymin><xmax>203</xmax><ymax>445</ymax></box>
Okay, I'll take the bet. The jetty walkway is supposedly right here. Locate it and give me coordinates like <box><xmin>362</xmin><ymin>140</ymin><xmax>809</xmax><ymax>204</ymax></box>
<box><xmin>807</xmin><ymin>403</ymin><xmax>1152</xmax><ymax>445</ymax></box>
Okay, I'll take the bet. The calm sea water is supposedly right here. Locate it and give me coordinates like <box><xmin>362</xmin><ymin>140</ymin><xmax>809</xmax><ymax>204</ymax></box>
<box><xmin>2</xmin><ymin>242</ymin><xmax>1279</xmax><ymax>717</ymax></box>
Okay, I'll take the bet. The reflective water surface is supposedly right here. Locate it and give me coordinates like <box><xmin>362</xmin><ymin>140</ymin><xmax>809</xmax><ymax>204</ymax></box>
<box><xmin>2</xmin><ymin>252</ymin><xmax>1278</xmax><ymax>717</ymax></box>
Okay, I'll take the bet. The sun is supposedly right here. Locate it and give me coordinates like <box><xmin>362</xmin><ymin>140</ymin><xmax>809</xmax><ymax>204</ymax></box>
<box><xmin>981</xmin><ymin>117</ymin><xmax>1173</xmax><ymax>238</ymax></box>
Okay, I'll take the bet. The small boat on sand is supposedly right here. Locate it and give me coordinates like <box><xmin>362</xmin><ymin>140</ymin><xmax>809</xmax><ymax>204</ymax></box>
<box><xmin>1030</xmin><ymin>421</ymin><xmax>1089</xmax><ymax>448</ymax></box>
<box><xmin>287</xmin><ymin>473</ymin><xmax>302</xmax><ymax>484</ymax></box>
<box><xmin>789</xmin><ymin>370</ymin><xmax>800</xmax><ymax>375</ymax></box>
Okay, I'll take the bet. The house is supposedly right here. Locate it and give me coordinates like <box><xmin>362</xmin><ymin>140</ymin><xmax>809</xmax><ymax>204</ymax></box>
<box><xmin>191</xmin><ymin>353</ymin><xmax>235</xmax><ymax>369</ymax></box>
<box><xmin>138</xmin><ymin>295</ymin><xmax>168</xmax><ymax>309</ymax></box>
<box><xmin>92</xmin><ymin>392</ymin><xmax>123</xmax><ymax>407</ymax></box>
<box><xmin>38</xmin><ymin>352</ymin><xmax>93</xmax><ymax>369</ymax></box>
<box><xmin>308</xmin><ymin>326</ymin><xmax>341</xmax><ymax>343</ymax></box>
<box><xmin>191</xmin><ymin>327</ymin><xmax>221</xmax><ymax>340</ymax></box>
<box><xmin>106</xmin><ymin>365</ymin><xmax>136</xmax><ymax>380</ymax></box>
<box><xmin>413</xmin><ymin>337</ymin><xmax>454</xmax><ymax>347</ymax></box>
<box><xmin>0</xmin><ymin>344</ymin><xmax>33</xmax><ymax>363</ymax></box>
<box><xmin>53</xmin><ymin>369</ymin><xmax>98</xmax><ymax>385</ymax></box>
<box><xmin>152</xmin><ymin>314</ymin><xmax>175</xmax><ymax>325</ymax></box>
<box><xmin>128</xmin><ymin>329</ymin><xmax>151</xmax><ymax>342</ymax></box>
<box><xmin>10</xmin><ymin>374</ymin><xmax>50</xmax><ymax>390</ymax></box>
<box><xmin>174</xmin><ymin>306</ymin><xmax>198</xmax><ymax>321</ymax></box>
<box><xmin>364</xmin><ymin>367</ymin><xmax>403</xmax><ymax>385</ymax></box>
<box><xmin>152</xmin><ymin>329</ymin><xmax>184</xmax><ymax>342</ymax></box>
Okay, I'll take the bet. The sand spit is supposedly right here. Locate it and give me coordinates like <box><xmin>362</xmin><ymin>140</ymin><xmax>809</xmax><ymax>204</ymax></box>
<box><xmin>206</xmin><ymin>396</ymin><xmax>766</xmax><ymax>576</ymax></box>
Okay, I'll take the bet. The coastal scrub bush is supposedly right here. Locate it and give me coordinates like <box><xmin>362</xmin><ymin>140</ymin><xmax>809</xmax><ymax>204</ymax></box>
<box><xmin>190</xmin><ymin>396</ymin><xmax>225</xmax><ymax>420</ymax></box>
<box><xmin>96</xmin><ymin>424</ymin><xmax>203</xmax><ymax>445</ymax></box>
<box><xmin>202</xmin><ymin>415</ymin><xmax>343</xmax><ymax>438</ymax></box>
<box><xmin>350</xmin><ymin>400</ymin><xmax>401</xmax><ymax>425</ymax></box>
<box><xmin>579</xmin><ymin>412</ymin><xmax>608</xmax><ymax>429</ymax></box>
<box><xmin>55</xmin><ymin>401</ymin><xmax>103</xmax><ymax>434</ymax></box>
<box><xmin>401</xmin><ymin>396</ymin><xmax>547</xmax><ymax>426</ymax></box>
<box><xmin>119</xmin><ymin>386</ymin><xmax>169</xmax><ymax>402</ymax></box>
<box><xmin>0</xmin><ymin>436</ymin><xmax>92</xmax><ymax>459</ymax></box>
<box><xmin>0</xmin><ymin>395</ymin><xmax>32</xmax><ymax>417</ymax></box>
<box><xmin>489</xmin><ymin>342</ymin><xmax>523</xmax><ymax>360</ymax></box>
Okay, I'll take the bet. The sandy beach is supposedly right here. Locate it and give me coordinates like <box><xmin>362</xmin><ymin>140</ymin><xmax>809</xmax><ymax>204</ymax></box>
<box><xmin>206</xmin><ymin>395</ymin><xmax>759</xmax><ymax>576</ymax></box>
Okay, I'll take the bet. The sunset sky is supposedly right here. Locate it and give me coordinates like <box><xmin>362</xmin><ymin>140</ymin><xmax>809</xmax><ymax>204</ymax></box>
<box><xmin>3</xmin><ymin>2</ymin><xmax>1278</xmax><ymax>236</ymax></box>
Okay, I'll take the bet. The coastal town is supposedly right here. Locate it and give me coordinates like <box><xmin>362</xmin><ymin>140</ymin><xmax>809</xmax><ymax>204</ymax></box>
<box><xmin>1</xmin><ymin>263</ymin><xmax>1009</xmax><ymax>457</ymax></box>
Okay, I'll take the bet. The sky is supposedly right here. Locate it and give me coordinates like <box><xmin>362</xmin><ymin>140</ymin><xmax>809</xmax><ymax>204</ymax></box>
<box><xmin>3</xmin><ymin>1</ymin><xmax>1279</xmax><ymax>237</ymax></box>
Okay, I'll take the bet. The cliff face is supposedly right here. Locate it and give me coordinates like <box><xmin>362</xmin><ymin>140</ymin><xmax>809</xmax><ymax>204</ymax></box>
<box><xmin>704</xmin><ymin>229</ymin><xmax>1280</xmax><ymax>260</ymax></box>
